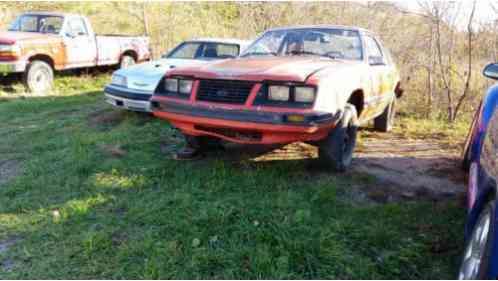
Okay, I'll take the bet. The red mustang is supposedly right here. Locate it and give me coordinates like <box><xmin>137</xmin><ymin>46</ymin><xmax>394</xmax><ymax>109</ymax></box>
<box><xmin>151</xmin><ymin>25</ymin><xmax>402</xmax><ymax>171</ymax></box>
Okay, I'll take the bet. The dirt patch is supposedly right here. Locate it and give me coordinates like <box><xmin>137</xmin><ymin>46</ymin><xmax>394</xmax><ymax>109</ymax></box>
<box><xmin>213</xmin><ymin>130</ymin><xmax>466</xmax><ymax>204</ymax></box>
<box><xmin>87</xmin><ymin>109</ymin><xmax>126</xmax><ymax>131</ymax></box>
<box><xmin>0</xmin><ymin>159</ymin><xmax>20</xmax><ymax>187</ymax></box>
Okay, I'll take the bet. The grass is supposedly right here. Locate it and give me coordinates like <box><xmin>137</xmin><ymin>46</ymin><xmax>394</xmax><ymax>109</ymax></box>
<box><xmin>0</xmin><ymin>72</ymin><xmax>467</xmax><ymax>279</ymax></box>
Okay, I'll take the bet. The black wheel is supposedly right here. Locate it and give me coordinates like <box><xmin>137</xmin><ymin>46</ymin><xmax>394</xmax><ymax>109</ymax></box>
<box><xmin>374</xmin><ymin>97</ymin><xmax>396</xmax><ymax>132</ymax></box>
<box><xmin>23</xmin><ymin>60</ymin><xmax>54</xmax><ymax>93</ymax></box>
<box><xmin>120</xmin><ymin>55</ymin><xmax>136</xmax><ymax>69</ymax></box>
<box><xmin>458</xmin><ymin>201</ymin><xmax>495</xmax><ymax>279</ymax></box>
<box><xmin>318</xmin><ymin>104</ymin><xmax>358</xmax><ymax>172</ymax></box>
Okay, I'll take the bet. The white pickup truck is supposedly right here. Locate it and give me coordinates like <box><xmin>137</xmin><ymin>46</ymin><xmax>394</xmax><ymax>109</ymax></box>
<box><xmin>0</xmin><ymin>12</ymin><xmax>151</xmax><ymax>92</ymax></box>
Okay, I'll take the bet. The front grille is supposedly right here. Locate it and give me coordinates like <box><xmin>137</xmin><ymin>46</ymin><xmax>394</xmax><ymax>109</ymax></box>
<box><xmin>197</xmin><ymin>79</ymin><xmax>254</xmax><ymax>104</ymax></box>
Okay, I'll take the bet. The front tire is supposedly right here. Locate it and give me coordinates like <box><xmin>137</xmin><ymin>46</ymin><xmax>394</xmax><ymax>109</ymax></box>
<box><xmin>458</xmin><ymin>201</ymin><xmax>495</xmax><ymax>279</ymax></box>
<box><xmin>374</xmin><ymin>97</ymin><xmax>396</xmax><ymax>132</ymax></box>
<box><xmin>318</xmin><ymin>104</ymin><xmax>358</xmax><ymax>172</ymax></box>
<box><xmin>23</xmin><ymin>60</ymin><xmax>54</xmax><ymax>93</ymax></box>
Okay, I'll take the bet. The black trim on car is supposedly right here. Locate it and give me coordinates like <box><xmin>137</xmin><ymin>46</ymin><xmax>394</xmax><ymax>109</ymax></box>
<box><xmin>104</xmin><ymin>85</ymin><xmax>151</xmax><ymax>101</ymax></box>
<box><xmin>151</xmin><ymin>99</ymin><xmax>339</xmax><ymax>127</ymax></box>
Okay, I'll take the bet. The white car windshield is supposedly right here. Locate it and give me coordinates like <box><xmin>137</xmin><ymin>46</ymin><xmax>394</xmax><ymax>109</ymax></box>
<box><xmin>9</xmin><ymin>15</ymin><xmax>63</xmax><ymax>34</ymax></box>
<box><xmin>242</xmin><ymin>28</ymin><xmax>363</xmax><ymax>60</ymax></box>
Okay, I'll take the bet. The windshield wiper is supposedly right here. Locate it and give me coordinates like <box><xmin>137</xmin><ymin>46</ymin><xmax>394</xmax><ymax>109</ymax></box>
<box><xmin>289</xmin><ymin>50</ymin><xmax>338</xmax><ymax>60</ymax></box>
<box><xmin>241</xmin><ymin>52</ymin><xmax>277</xmax><ymax>58</ymax></box>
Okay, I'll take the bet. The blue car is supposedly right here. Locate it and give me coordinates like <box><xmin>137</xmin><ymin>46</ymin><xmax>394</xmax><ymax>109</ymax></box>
<box><xmin>459</xmin><ymin>63</ymin><xmax>498</xmax><ymax>279</ymax></box>
<box><xmin>104</xmin><ymin>38</ymin><xmax>250</xmax><ymax>112</ymax></box>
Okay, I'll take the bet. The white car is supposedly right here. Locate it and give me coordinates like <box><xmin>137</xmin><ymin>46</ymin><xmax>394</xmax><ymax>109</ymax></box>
<box><xmin>104</xmin><ymin>38</ymin><xmax>251</xmax><ymax>112</ymax></box>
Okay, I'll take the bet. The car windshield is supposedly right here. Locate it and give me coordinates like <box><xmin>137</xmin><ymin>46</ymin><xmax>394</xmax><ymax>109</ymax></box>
<box><xmin>9</xmin><ymin>14</ymin><xmax>63</xmax><ymax>34</ymax></box>
<box><xmin>242</xmin><ymin>28</ymin><xmax>363</xmax><ymax>60</ymax></box>
<box><xmin>164</xmin><ymin>42</ymin><xmax>240</xmax><ymax>60</ymax></box>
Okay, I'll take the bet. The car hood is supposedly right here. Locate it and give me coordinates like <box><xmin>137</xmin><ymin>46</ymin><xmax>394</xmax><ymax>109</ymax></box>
<box><xmin>0</xmin><ymin>31</ymin><xmax>58</xmax><ymax>44</ymax></box>
<box><xmin>116</xmin><ymin>58</ymin><xmax>210</xmax><ymax>92</ymax></box>
<box><xmin>169</xmin><ymin>56</ymin><xmax>362</xmax><ymax>82</ymax></box>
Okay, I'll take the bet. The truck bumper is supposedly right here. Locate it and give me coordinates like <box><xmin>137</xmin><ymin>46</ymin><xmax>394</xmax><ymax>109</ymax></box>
<box><xmin>104</xmin><ymin>85</ymin><xmax>152</xmax><ymax>112</ymax></box>
<box><xmin>0</xmin><ymin>61</ymin><xmax>26</xmax><ymax>74</ymax></box>
<box><xmin>151</xmin><ymin>98</ymin><xmax>340</xmax><ymax>145</ymax></box>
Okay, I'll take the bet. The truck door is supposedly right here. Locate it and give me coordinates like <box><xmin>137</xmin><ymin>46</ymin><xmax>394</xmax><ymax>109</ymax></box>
<box><xmin>364</xmin><ymin>35</ymin><xmax>389</xmax><ymax>116</ymax></box>
<box><xmin>63</xmin><ymin>17</ymin><xmax>97</xmax><ymax>68</ymax></box>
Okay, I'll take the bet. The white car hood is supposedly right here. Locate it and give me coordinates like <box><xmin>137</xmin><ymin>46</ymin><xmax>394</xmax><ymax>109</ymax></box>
<box><xmin>115</xmin><ymin>58</ymin><xmax>209</xmax><ymax>92</ymax></box>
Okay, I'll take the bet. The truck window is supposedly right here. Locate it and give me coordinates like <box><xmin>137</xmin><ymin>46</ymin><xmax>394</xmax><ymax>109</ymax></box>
<box><xmin>67</xmin><ymin>18</ymin><xmax>88</xmax><ymax>36</ymax></box>
<box><xmin>9</xmin><ymin>15</ymin><xmax>63</xmax><ymax>34</ymax></box>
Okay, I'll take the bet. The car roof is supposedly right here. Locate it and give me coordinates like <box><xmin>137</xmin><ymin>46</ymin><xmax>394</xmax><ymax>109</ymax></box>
<box><xmin>266</xmin><ymin>25</ymin><xmax>374</xmax><ymax>35</ymax></box>
<box><xmin>190</xmin><ymin>38</ymin><xmax>251</xmax><ymax>46</ymax></box>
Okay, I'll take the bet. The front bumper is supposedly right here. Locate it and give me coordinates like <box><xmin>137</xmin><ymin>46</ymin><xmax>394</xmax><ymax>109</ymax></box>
<box><xmin>104</xmin><ymin>85</ymin><xmax>152</xmax><ymax>112</ymax></box>
<box><xmin>0</xmin><ymin>60</ymin><xmax>26</xmax><ymax>74</ymax></box>
<box><xmin>151</xmin><ymin>97</ymin><xmax>340</xmax><ymax>144</ymax></box>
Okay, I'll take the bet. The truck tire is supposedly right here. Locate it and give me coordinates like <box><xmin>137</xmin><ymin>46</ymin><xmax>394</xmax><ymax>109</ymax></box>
<box><xmin>120</xmin><ymin>55</ymin><xmax>136</xmax><ymax>69</ymax></box>
<box><xmin>374</xmin><ymin>97</ymin><xmax>396</xmax><ymax>132</ymax></box>
<box><xmin>318</xmin><ymin>104</ymin><xmax>358</xmax><ymax>172</ymax></box>
<box><xmin>23</xmin><ymin>60</ymin><xmax>54</xmax><ymax>93</ymax></box>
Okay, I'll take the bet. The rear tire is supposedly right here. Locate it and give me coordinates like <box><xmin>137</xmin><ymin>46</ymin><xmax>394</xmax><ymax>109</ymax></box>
<box><xmin>23</xmin><ymin>60</ymin><xmax>54</xmax><ymax>93</ymax></box>
<box><xmin>374</xmin><ymin>97</ymin><xmax>396</xmax><ymax>132</ymax></box>
<box><xmin>120</xmin><ymin>55</ymin><xmax>136</xmax><ymax>69</ymax></box>
<box><xmin>318</xmin><ymin>104</ymin><xmax>358</xmax><ymax>172</ymax></box>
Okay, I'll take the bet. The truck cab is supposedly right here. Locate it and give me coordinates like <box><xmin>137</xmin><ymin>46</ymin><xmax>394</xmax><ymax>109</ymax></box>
<box><xmin>0</xmin><ymin>12</ymin><xmax>150</xmax><ymax>93</ymax></box>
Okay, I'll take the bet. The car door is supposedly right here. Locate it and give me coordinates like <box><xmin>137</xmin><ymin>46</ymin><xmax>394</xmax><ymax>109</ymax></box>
<box><xmin>481</xmin><ymin>102</ymin><xmax>498</xmax><ymax>186</ymax></box>
<box><xmin>364</xmin><ymin>35</ymin><xmax>390</xmax><ymax>117</ymax></box>
<box><xmin>63</xmin><ymin>17</ymin><xmax>97</xmax><ymax>67</ymax></box>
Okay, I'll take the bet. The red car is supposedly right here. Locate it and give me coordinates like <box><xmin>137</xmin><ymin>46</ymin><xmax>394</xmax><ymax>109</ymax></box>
<box><xmin>151</xmin><ymin>26</ymin><xmax>402</xmax><ymax>171</ymax></box>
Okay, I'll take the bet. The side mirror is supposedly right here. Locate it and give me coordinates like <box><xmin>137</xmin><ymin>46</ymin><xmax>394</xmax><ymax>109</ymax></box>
<box><xmin>483</xmin><ymin>63</ymin><xmax>498</xmax><ymax>80</ymax></box>
<box><xmin>369</xmin><ymin>56</ymin><xmax>385</xmax><ymax>66</ymax></box>
<box><xmin>65</xmin><ymin>32</ymin><xmax>75</xmax><ymax>38</ymax></box>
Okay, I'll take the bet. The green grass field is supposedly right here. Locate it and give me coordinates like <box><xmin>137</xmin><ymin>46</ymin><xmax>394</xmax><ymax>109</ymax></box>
<box><xmin>0</xmin><ymin>72</ymin><xmax>466</xmax><ymax>279</ymax></box>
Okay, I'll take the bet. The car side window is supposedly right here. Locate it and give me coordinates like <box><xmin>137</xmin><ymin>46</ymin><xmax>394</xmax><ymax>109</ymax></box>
<box><xmin>364</xmin><ymin>36</ymin><xmax>384</xmax><ymax>65</ymax></box>
<box><xmin>482</xmin><ymin>106</ymin><xmax>498</xmax><ymax>179</ymax></box>
<box><xmin>67</xmin><ymin>18</ymin><xmax>88</xmax><ymax>36</ymax></box>
<box><xmin>215</xmin><ymin>44</ymin><xmax>239</xmax><ymax>58</ymax></box>
<box><xmin>168</xmin><ymin>43</ymin><xmax>202</xmax><ymax>59</ymax></box>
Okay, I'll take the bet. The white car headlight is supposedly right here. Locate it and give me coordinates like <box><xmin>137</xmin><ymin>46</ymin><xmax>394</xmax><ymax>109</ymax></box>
<box><xmin>269</xmin><ymin>85</ymin><xmax>290</xmax><ymax>101</ymax></box>
<box><xmin>295</xmin><ymin>86</ymin><xmax>316</xmax><ymax>103</ymax></box>
<box><xmin>0</xmin><ymin>44</ymin><xmax>20</xmax><ymax>56</ymax></box>
<box><xmin>111</xmin><ymin>74</ymin><xmax>127</xmax><ymax>87</ymax></box>
<box><xmin>179</xmin><ymin>79</ymin><xmax>193</xmax><ymax>95</ymax></box>
<box><xmin>165</xmin><ymin>78</ymin><xmax>178</xmax><ymax>92</ymax></box>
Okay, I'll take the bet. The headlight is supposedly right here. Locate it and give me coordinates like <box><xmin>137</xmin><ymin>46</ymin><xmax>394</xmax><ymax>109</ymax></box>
<box><xmin>111</xmin><ymin>74</ymin><xmax>127</xmax><ymax>87</ymax></box>
<box><xmin>268</xmin><ymin>85</ymin><xmax>290</xmax><ymax>101</ymax></box>
<box><xmin>0</xmin><ymin>44</ymin><xmax>20</xmax><ymax>57</ymax></box>
<box><xmin>295</xmin><ymin>86</ymin><xmax>315</xmax><ymax>103</ymax></box>
<box><xmin>165</xmin><ymin>78</ymin><xmax>178</xmax><ymax>92</ymax></box>
<box><xmin>178</xmin><ymin>79</ymin><xmax>193</xmax><ymax>94</ymax></box>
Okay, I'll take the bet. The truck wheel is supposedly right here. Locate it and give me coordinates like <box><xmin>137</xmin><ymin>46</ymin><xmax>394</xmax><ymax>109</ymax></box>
<box><xmin>318</xmin><ymin>104</ymin><xmax>358</xmax><ymax>172</ymax></box>
<box><xmin>23</xmin><ymin>60</ymin><xmax>54</xmax><ymax>93</ymax></box>
<box><xmin>120</xmin><ymin>55</ymin><xmax>136</xmax><ymax>69</ymax></box>
<box><xmin>374</xmin><ymin>97</ymin><xmax>396</xmax><ymax>132</ymax></box>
